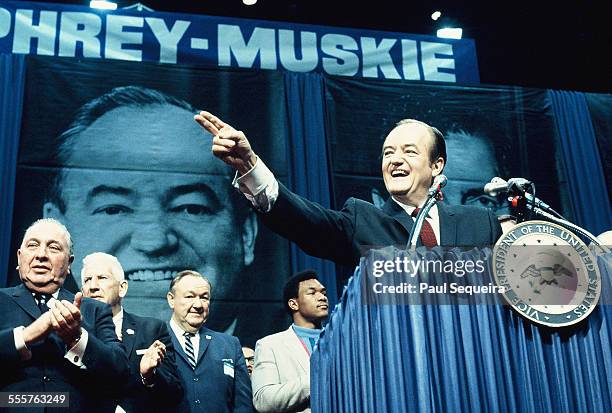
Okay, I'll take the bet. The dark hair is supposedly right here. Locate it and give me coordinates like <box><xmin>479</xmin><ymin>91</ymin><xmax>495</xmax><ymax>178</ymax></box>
<box><xmin>394</xmin><ymin>119</ymin><xmax>447</xmax><ymax>166</ymax></box>
<box><xmin>169</xmin><ymin>270</ymin><xmax>213</xmax><ymax>295</ymax></box>
<box><xmin>45</xmin><ymin>86</ymin><xmax>198</xmax><ymax>213</ymax></box>
<box><xmin>282</xmin><ymin>269</ymin><xmax>318</xmax><ymax>316</ymax></box>
<box><xmin>44</xmin><ymin>85</ymin><xmax>248</xmax><ymax>221</ymax></box>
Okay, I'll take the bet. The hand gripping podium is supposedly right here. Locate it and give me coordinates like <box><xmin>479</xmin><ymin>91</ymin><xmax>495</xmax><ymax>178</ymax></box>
<box><xmin>311</xmin><ymin>246</ymin><xmax>612</xmax><ymax>413</ymax></box>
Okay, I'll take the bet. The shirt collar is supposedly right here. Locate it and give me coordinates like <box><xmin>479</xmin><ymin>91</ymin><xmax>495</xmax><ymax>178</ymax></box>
<box><xmin>391</xmin><ymin>197</ymin><xmax>439</xmax><ymax>220</ymax></box>
<box><xmin>113</xmin><ymin>308</ymin><xmax>124</xmax><ymax>324</ymax></box>
<box><xmin>30</xmin><ymin>290</ymin><xmax>60</xmax><ymax>299</ymax></box>
<box><xmin>292</xmin><ymin>323</ymin><xmax>322</xmax><ymax>337</ymax></box>
<box><xmin>170</xmin><ymin>317</ymin><xmax>200</xmax><ymax>339</ymax></box>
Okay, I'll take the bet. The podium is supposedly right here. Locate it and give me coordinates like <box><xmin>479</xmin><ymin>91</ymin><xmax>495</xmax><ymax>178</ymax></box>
<box><xmin>311</xmin><ymin>248</ymin><xmax>612</xmax><ymax>413</ymax></box>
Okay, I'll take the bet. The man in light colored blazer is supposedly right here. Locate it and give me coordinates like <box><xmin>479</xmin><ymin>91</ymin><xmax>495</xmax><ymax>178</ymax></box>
<box><xmin>251</xmin><ymin>270</ymin><xmax>329</xmax><ymax>413</ymax></box>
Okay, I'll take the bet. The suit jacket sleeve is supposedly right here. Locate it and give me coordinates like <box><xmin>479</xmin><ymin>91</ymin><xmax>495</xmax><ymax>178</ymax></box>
<box><xmin>232</xmin><ymin>336</ymin><xmax>254</xmax><ymax>413</ymax></box>
<box><xmin>81</xmin><ymin>298</ymin><xmax>129</xmax><ymax>382</ymax></box>
<box><xmin>487</xmin><ymin>208</ymin><xmax>503</xmax><ymax>244</ymax></box>
<box><xmin>0</xmin><ymin>328</ymin><xmax>22</xmax><ymax>369</ymax></box>
<box><xmin>259</xmin><ymin>182</ymin><xmax>357</xmax><ymax>265</ymax></box>
<box><xmin>149</xmin><ymin>320</ymin><xmax>184</xmax><ymax>404</ymax></box>
<box><xmin>251</xmin><ymin>340</ymin><xmax>309</xmax><ymax>413</ymax></box>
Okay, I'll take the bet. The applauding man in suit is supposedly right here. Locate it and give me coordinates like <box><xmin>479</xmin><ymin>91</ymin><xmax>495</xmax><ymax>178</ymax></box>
<box><xmin>251</xmin><ymin>270</ymin><xmax>328</xmax><ymax>413</ymax></box>
<box><xmin>81</xmin><ymin>252</ymin><xmax>183</xmax><ymax>413</ymax></box>
<box><xmin>0</xmin><ymin>219</ymin><xmax>128</xmax><ymax>412</ymax></box>
<box><xmin>166</xmin><ymin>270</ymin><xmax>252</xmax><ymax>413</ymax></box>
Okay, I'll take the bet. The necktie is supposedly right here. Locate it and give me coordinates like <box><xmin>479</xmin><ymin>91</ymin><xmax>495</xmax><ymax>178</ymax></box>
<box><xmin>34</xmin><ymin>293</ymin><xmax>50</xmax><ymax>313</ymax></box>
<box><xmin>183</xmin><ymin>332</ymin><xmax>197</xmax><ymax>369</ymax></box>
<box><xmin>411</xmin><ymin>208</ymin><xmax>438</xmax><ymax>248</ymax></box>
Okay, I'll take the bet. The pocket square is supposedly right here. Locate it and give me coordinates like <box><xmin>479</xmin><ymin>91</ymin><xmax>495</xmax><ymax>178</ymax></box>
<box><xmin>126</xmin><ymin>328</ymin><xmax>135</xmax><ymax>335</ymax></box>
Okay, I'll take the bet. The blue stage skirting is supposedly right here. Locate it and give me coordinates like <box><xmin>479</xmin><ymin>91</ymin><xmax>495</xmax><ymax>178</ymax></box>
<box><xmin>311</xmin><ymin>248</ymin><xmax>612</xmax><ymax>413</ymax></box>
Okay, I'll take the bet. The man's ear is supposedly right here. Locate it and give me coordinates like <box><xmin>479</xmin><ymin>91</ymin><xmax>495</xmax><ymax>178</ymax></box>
<box><xmin>67</xmin><ymin>254</ymin><xmax>75</xmax><ymax>275</ymax></box>
<box><xmin>431</xmin><ymin>156</ymin><xmax>445</xmax><ymax>177</ymax></box>
<box><xmin>288</xmin><ymin>298</ymin><xmax>299</xmax><ymax>312</ymax></box>
<box><xmin>167</xmin><ymin>292</ymin><xmax>175</xmax><ymax>310</ymax></box>
<box><xmin>241</xmin><ymin>212</ymin><xmax>258</xmax><ymax>266</ymax></box>
<box><xmin>119</xmin><ymin>280</ymin><xmax>129</xmax><ymax>298</ymax></box>
<box><xmin>43</xmin><ymin>202</ymin><xmax>64</xmax><ymax>219</ymax></box>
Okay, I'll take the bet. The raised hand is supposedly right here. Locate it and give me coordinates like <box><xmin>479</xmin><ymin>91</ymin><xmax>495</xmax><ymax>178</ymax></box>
<box><xmin>49</xmin><ymin>295</ymin><xmax>82</xmax><ymax>348</ymax></box>
<box><xmin>22</xmin><ymin>311</ymin><xmax>54</xmax><ymax>345</ymax></box>
<box><xmin>194</xmin><ymin>111</ymin><xmax>258</xmax><ymax>175</ymax></box>
<box><xmin>139</xmin><ymin>340</ymin><xmax>167</xmax><ymax>380</ymax></box>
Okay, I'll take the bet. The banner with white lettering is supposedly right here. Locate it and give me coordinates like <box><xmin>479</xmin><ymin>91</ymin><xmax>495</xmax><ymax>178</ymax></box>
<box><xmin>0</xmin><ymin>0</ymin><xmax>479</xmax><ymax>82</ymax></box>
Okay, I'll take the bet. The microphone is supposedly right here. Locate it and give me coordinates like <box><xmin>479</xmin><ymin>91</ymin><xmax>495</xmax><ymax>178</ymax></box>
<box><xmin>428</xmin><ymin>174</ymin><xmax>447</xmax><ymax>197</ymax></box>
<box><xmin>484</xmin><ymin>177</ymin><xmax>532</xmax><ymax>196</ymax></box>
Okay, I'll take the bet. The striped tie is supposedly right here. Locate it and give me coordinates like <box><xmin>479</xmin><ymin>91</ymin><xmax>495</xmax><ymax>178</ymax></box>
<box><xmin>183</xmin><ymin>332</ymin><xmax>197</xmax><ymax>369</ymax></box>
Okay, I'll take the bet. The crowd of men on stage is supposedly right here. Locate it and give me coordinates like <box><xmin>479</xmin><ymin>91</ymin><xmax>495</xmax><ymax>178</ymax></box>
<box><xmin>2</xmin><ymin>109</ymin><xmax>504</xmax><ymax>412</ymax></box>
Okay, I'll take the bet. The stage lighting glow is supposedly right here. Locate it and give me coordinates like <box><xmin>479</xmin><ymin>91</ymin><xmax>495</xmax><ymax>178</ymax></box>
<box><xmin>90</xmin><ymin>1</ymin><xmax>118</xmax><ymax>10</ymax></box>
<box><xmin>243</xmin><ymin>0</ymin><xmax>258</xmax><ymax>5</ymax></box>
<box><xmin>436</xmin><ymin>27</ymin><xmax>463</xmax><ymax>39</ymax></box>
<box><xmin>431</xmin><ymin>11</ymin><xmax>442</xmax><ymax>21</ymax></box>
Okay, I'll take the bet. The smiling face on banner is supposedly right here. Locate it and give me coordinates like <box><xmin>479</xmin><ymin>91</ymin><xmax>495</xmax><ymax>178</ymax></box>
<box><xmin>44</xmin><ymin>103</ymin><xmax>257</xmax><ymax>330</ymax></box>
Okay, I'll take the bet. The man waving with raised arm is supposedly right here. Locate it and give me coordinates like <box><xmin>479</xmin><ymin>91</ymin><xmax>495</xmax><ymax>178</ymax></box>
<box><xmin>194</xmin><ymin>111</ymin><xmax>501</xmax><ymax>266</ymax></box>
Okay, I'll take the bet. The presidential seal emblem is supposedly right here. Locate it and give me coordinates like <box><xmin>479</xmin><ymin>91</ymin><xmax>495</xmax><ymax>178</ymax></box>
<box><xmin>492</xmin><ymin>220</ymin><xmax>601</xmax><ymax>327</ymax></box>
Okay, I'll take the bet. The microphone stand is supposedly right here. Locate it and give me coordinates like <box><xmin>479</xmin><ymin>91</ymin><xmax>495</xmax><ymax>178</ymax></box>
<box><xmin>407</xmin><ymin>191</ymin><xmax>442</xmax><ymax>249</ymax></box>
<box><xmin>525</xmin><ymin>203</ymin><xmax>610</xmax><ymax>254</ymax></box>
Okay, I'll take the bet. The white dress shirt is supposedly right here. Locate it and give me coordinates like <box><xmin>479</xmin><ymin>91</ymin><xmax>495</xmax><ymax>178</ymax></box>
<box><xmin>112</xmin><ymin>308</ymin><xmax>124</xmax><ymax>341</ymax></box>
<box><xmin>169</xmin><ymin>318</ymin><xmax>200</xmax><ymax>361</ymax></box>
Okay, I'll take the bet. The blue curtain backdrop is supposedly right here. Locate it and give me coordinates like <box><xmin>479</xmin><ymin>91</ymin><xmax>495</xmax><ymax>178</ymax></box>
<box><xmin>0</xmin><ymin>53</ymin><xmax>25</xmax><ymax>288</ymax></box>
<box><xmin>548</xmin><ymin>90</ymin><xmax>612</xmax><ymax>236</ymax></box>
<box><xmin>284</xmin><ymin>72</ymin><xmax>338</xmax><ymax>304</ymax></box>
<box><xmin>312</xmin><ymin>250</ymin><xmax>612</xmax><ymax>413</ymax></box>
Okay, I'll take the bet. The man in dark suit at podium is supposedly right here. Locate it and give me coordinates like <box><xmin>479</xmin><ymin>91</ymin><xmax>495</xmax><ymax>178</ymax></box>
<box><xmin>80</xmin><ymin>252</ymin><xmax>183</xmax><ymax>412</ymax></box>
<box><xmin>195</xmin><ymin>113</ymin><xmax>502</xmax><ymax>265</ymax></box>
<box><xmin>0</xmin><ymin>218</ymin><xmax>128</xmax><ymax>412</ymax></box>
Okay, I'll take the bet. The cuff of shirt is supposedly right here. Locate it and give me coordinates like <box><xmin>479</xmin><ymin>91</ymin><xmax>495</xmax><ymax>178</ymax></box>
<box><xmin>232</xmin><ymin>156</ymin><xmax>271</xmax><ymax>195</ymax></box>
<box><xmin>141</xmin><ymin>370</ymin><xmax>157</xmax><ymax>388</ymax></box>
<box><xmin>232</xmin><ymin>157</ymin><xmax>279</xmax><ymax>212</ymax></box>
<box><xmin>64</xmin><ymin>328</ymin><xmax>89</xmax><ymax>368</ymax></box>
<box><xmin>13</xmin><ymin>326</ymin><xmax>32</xmax><ymax>361</ymax></box>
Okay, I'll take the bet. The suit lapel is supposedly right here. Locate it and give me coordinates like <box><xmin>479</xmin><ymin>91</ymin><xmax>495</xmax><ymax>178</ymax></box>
<box><xmin>197</xmin><ymin>327</ymin><xmax>212</xmax><ymax>367</ymax></box>
<box><xmin>121</xmin><ymin>311</ymin><xmax>137</xmax><ymax>357</ymax></box>
<box><xmin>382</xmin><ymin>198</ymin><xmax>414</xmax><ymax>236</ymax></box>
<box><xmin>167</xmin><ymin>323</ymin><xmax>191</xmax><ymax>366</ymax></box>
<box><xmin>283</xmin><ymin>327</ymin><xmax>309</xmax><ymax>373</ymax></box>
<box><xmin>11</xmin><ymin>284</ymin><xmax>39</xmax><ymax>320</ymax></box>
<box><xmin>57</xmin><ymin>288</ymin><xmax>74</xmax><ymax>302</ymax></box>
<box><xmin>438</xmin><ymin>203</ymin><xmax>457</xmax><ymax>246</ymax></box>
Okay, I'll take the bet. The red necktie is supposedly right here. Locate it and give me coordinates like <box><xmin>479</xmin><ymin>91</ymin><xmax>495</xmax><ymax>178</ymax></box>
<box><xmin>411</xmin><ymin>208</ymin><xmax>438</xmax><ymax>248</ymax></box>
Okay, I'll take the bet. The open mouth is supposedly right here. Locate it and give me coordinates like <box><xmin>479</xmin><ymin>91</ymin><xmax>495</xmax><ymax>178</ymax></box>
<box><xmin>127</xmin><ymin>269</ymin><xmax>178</xmax><ymax>281</ymax></box>
<box><xmin>391</xmin><ymin>170</ymin><xmax>409</xmax><ymax>177</ymax></box>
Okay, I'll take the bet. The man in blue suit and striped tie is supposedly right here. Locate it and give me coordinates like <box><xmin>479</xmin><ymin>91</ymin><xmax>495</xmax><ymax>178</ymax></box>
<box><xmin>166</xmin><ymin>270</ymin><xmax>253</xmax><ymax>413</ymax></box>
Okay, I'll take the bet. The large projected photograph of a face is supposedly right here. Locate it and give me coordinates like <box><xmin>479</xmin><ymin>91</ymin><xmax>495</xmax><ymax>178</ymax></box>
<box><xmin>10</xmin><ymin>57</ymin><xmax>290</xmax><ymax>345</ymax></box>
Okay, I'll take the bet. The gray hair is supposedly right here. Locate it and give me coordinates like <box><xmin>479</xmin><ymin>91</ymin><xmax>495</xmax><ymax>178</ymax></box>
<box><xmin>169</xmin><ymin>270</ymin><xmax>213</xmax><ymax>295</ymax></box>
<box><xmin>23</xmin><ymin>218</ymin><xmax>73</xmax><ymax>254</ymax></box>
<box><xmin>81</xmin><ymin>252</ymin><xmax>125</xmax><ymax>283</ymax></box>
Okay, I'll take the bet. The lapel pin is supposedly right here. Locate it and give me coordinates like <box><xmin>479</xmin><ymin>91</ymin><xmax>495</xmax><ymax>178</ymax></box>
<box><xmin>126</xmin><ymin>328</ymin><xmax>135</xmax><ymax>335</ymax></box>
<box><xmin>205</xmin><ymin>335</ymin><xmax>212</xmax><ymax>340</ymax></box>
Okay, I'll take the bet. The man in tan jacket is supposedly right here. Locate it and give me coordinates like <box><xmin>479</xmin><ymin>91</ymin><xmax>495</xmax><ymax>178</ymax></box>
<box><xmin>251</xmin><ymin>270</ymin><xmax>329</xmax><ymax>413</ymax></box>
